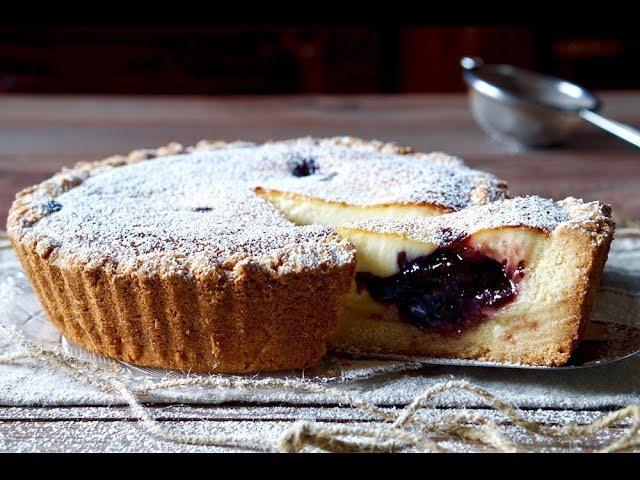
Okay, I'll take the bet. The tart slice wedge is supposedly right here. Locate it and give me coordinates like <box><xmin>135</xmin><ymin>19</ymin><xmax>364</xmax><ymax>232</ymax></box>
<box><xmin>332</xmin><ymin>196</ymin><xmax>614</xmax><ymax>366</ymax></box>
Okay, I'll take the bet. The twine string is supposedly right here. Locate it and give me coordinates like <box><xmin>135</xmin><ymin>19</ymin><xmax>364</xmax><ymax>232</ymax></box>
<box><xmin>0</xmin><ymin>321</ymin><xmax>639</xmax><ymax>452</ymax></box>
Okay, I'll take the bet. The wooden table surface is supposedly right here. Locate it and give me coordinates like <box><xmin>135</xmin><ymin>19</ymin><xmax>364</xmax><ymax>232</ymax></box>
<box><xmin>0</xmin><ymin>93</ymin><xmax>639</xmax><ymax>453</ymax></box>
<box><xmin>1</xmin><ymin>92</ymin><xmax>639</xmax><ymax>224</ymax></box>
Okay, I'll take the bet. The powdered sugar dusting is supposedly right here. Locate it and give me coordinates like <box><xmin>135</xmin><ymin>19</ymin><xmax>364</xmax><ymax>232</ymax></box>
<box><xmin>9</xmin><ymin>138</ymin><xmax>507</xmax><ymax>275</ymax></box>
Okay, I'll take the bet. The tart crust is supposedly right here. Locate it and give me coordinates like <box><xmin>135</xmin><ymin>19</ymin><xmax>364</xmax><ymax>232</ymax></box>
<box><xmin>13</xmin><ymin>237</ymin><xmax>353</xmax><ymax>372</ymax></box>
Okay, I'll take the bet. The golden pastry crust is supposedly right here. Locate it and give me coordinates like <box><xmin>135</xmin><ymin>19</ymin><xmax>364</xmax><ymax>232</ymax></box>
<box><xmin>13</xmin><ymin>237</ymin><xmax>353</xmax><ymax>372</ymax></box>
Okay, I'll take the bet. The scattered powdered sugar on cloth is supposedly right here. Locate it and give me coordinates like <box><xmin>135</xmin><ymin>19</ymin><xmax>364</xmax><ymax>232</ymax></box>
<box><xmin>1</xmin><ymin>233</ymin><xmax>639</xmax><ymax>409</ymax></box>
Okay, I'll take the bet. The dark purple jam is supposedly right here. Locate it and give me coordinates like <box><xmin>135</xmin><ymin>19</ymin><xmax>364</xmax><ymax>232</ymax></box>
<box><xmin>288</xmin><ymin>157</ymin><xmax>319</xmax><ymax>177</ymax></box>
<box><xmin>42</xmin><ymin>199</ymin><xmax>62</xmax><ymax>214</ymax></box>
<box><xmin>355</xmin><ymin>244</ymin><xmax>521</xmax><ymax>334</ymax></box>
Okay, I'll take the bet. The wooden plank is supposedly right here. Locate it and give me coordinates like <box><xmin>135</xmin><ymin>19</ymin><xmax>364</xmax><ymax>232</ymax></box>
<box><xmin>0</xmin><ymin>414</ymin><xmax>632</xmax><ymax>453</ymax></box>
<box><xmin>0</xmin><ymin>405</ymin><xmax>634</xmax><ymax>424</ymax></box>
<box><xmin>0</xmin><ymin>406</ymin><xmax>635</xmax><ymax>453</ymax></box>
<box><xmin>1</xmin><ymin>93</ymin><xmax>638</xmax><ymax>223</ymax></box>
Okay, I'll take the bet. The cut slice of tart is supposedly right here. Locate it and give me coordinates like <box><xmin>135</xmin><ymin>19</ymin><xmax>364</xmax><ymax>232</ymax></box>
<box><xmin>331</xmin><ymin>197</ymin><xmax>614</xmax><ymax>366</ymax></box>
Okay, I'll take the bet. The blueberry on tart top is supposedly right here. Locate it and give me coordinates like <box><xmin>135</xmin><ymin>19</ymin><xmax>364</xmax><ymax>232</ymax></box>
<box><xmin>6</xmin><ymin>137</ymin><xmax>613</xmax><ymax>372</ymax></box>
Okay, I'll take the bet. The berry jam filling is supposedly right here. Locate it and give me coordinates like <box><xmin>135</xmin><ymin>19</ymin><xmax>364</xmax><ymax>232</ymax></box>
<box><xmin>42</xmin><ymin>199</ymin><xmax>62</xmax><ymax>214</ymax></box>
<box><xmin>288</xmin><ymin>157</ymin><xmax>319</xmax><ymax>177</ymax></box>
<box><xmin>355</xmin><ymin>243</ymin><xmax>523</xmax><ymax>334</ymax></box>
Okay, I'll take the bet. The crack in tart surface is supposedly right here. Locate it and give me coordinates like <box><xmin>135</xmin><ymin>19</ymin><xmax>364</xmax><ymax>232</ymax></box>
<box><xmin>6</xmin><ymin>137</ymin><xmax>612</xmax><ymax>371</ymax></box>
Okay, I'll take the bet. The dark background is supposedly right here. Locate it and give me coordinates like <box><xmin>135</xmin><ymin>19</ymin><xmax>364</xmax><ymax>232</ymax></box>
<box><xmin>1</xmin><ymin>25</ymin><xmax>638</xmax><ymax>95</ymax></box>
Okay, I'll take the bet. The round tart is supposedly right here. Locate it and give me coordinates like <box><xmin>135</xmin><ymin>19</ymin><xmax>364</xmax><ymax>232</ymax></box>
<box><xmin>7</xmin><ymin>137</ymin><xmax>508</xmax><ymax>372</ymax></box>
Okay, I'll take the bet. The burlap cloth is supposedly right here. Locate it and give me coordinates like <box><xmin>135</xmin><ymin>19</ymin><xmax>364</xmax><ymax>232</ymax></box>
<box><xmin>1</xmin><ymin>231</ymin><xmax>639</xmax><ymax>411</ymax></box>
